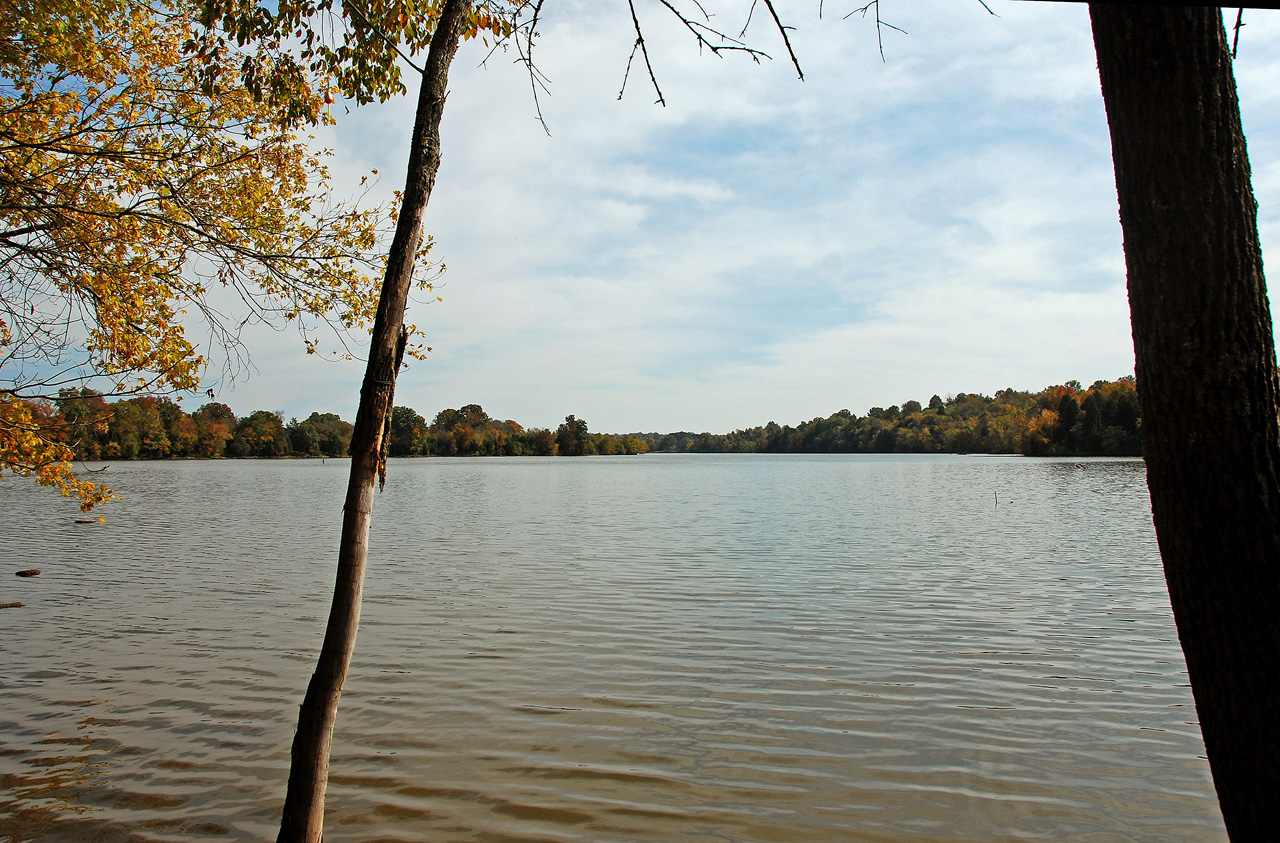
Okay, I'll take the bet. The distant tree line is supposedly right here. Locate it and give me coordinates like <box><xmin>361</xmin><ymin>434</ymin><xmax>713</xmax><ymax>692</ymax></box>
<box><xmin>387</xmin><ymin>405</ymin><xmax>651</xmax><ymax>456</ymax></box>
<box><xmin>40</xmin><ymin>393</ymin><xmax>651</xmax><ymax>460</ymax></box>
<box><xmin>651</xmin><ymin>378</ymin><xmax>1141</xmax><ymax>457</ymax></box>
<box><xmin>49</xmin><ymin>389</ymin><xmax>356</xmax><ymax>459</ymax></box>
<box><xmin>35</xmin><ymin>378</ymin><xmax>1138</xmax><ymax>461</ymax></box>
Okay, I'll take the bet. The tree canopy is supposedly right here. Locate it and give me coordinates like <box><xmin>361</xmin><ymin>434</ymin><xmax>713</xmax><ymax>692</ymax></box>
<box><xmin>28</xmin><ymin>378</ymin><xmax>1139</xmax><ymax>465</ymax></box>
<box><xmin>0</xmin><ymin>0</ymin><xmax>396</xmax><ymax>507</ymax></box>
<box><xmin>653</xmin><ymin>378</ymin><xmax>1141</xmax><ymax>457</ymax></box>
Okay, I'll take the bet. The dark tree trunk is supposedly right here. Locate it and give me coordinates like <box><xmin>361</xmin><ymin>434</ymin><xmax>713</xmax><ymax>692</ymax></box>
<box><xmin>1089</xmin><ymin>6</ymin><xmax>1280</xmax><ymax>838</ymax></box>
<box><xmin>276</xmin><ymin>1</ymin><xmax>472</xmax><ymax>840</ymax></box>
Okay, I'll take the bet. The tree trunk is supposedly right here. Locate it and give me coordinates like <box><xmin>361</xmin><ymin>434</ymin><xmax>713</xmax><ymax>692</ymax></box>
<box><xmin>276</xmin><ymin>1</ymin><xmax>472</xmax><ymax>840</ymax></box>
<box><xmin>1089</xmin><ymin>6</ymin><xmax>1280</xmax><ymax>838</ymax></box>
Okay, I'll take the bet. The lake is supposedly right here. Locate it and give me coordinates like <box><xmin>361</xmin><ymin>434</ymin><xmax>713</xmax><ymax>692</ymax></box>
<box><xmin>0</xmin><ymin>454</ymin><xmax>1226</xmax><ymax>841</ymax></box>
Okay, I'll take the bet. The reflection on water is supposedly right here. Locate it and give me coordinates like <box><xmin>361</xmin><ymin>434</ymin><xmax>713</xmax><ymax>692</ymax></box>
<box><xmin>0</xmin><ymin>455</ymin><xmax>1226</xmax><ymax>841</ymax></box>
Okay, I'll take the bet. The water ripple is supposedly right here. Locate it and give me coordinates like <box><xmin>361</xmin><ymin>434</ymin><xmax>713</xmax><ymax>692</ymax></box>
<box><xmin>1</xmin><ymin>455</ymin><xmax>1225</xmax><ymax>841</ymax></box>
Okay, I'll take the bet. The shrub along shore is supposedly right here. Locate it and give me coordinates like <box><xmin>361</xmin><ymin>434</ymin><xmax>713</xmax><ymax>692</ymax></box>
<box><xmin>45</xmin><ymin>377</ymin><xmax>1140</xmax><ymax>460</ymax></box>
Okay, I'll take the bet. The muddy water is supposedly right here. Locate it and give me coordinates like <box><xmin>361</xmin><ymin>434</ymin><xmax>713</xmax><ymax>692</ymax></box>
<box><xmin>0</xmin><ymin>455</ymin><xmax>1225</xmax><ymax>841</ymax></box>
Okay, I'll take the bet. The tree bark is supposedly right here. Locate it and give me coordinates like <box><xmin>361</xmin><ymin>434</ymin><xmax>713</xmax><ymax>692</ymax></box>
<box><xmin>276</xmin><ymin>2</ymin><xmax>472</xmax><ymax>840</ymax></box>
<box><xmin>1089</xmin><ymin>6</ymin><xmax>1280</xmax><ymax>838</ymax></box>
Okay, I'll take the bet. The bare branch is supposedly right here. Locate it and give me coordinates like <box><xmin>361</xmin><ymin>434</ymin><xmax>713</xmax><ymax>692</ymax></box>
<box><xmin>846</xmin><ymin>0</ymin><xmax>906</xmax><ymax>63</ymax></box>
<box><xmin>519</xmin><ymin>0</ymin><xmax>552</xmax><ymax>133</ymax></box>
<box><xmin>762</xmin><ymin>0</ymin><xmax>803</xmax><ymax>80</ymax></box>
<box><xmin>653</xmin><ymin>0</ymin><xmax>753</xmax><ymax>56</ymax></box>
<box><xmin>626</xmin><ymin>0</ymin><xmax>666</xmax><ymax>106</ymax></box>
<box><xmin>739</xmin><ymin>0</ymin><xmax>760</xmax><ymax>37</ymax></box>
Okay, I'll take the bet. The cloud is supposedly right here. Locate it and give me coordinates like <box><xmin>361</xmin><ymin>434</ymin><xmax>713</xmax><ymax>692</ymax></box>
<box><xmin>216</xmin><ymin>2</ymin><xmax>1279</xmax><ymax>434</ymax></box>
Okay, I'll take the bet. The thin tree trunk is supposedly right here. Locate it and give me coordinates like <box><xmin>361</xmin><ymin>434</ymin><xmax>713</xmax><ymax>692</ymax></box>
<box><xmin>1089</xmin><ymin>6</ymin><xmax>1280</xmax><ymax>838</ymax></box>
<box><xmin>277</xmin><ymin>1</ymin><xmax>472</xmax><ymax>839</ymax></box>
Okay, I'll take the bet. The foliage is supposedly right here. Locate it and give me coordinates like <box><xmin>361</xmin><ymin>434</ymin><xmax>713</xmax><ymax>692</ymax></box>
<box><xmin>23</xmin><ymin>380</ymin><xmax>1139</xmax><ymax>468</ymax></box>
<box><xmin>193</xmin><ymin>0</ymin><xmax>517</xmax><ymax>124</ymax></box>
<box><xmin>191</xmin><ymin>0</ymin><xmax>804</xmax><ymax>138</ymax></box>
<box><xmin>107</xmin><ymin>395</ymin><xmax>171</xmax><ymax>458</ymax></box>
<box><xmin>192</xmin><ymin>401</ymin><xmax>236</xmax><ymax>457</ymax></box>
<box><xmin>381</xmin><ymin>404</ymin><xmax>650</xmax><ymax>456</ymax></box>
<box><xmin>556</xmin><ymin>414</ymin><xmax>589</xmax><ymax>456</ymax></box>
<box><xmin>54</xmin><ymin>388</ymin><xmax>112</xmax><ymax>459</ymax></box>
<box><xmin>427</xmin><ymin>404</ymin><xmax>519</xmax><ymax>456</ymax></box>
<box><xmin>653</xmin><ymin>378</ymin><xmax>1142</xmax><ymax>457</ymax></box>
<box><xmin>0</xmin><ymin>0</ymin><xmax>399</xmax><ymax>508</ymax></box>
<box><xmin>291</xmin><ymin>412</ymin><xmax>354</xmax><ymax>456</ymax></box>
<box><xmin>0</xmin><ymin>393</ymin><xmax>114</xmax><ymax>511</ymax></box>
<box><xmin>230</xmin><ymin>409</ymin><xmax>289</xmax><ymax>457</ymax></box>
<box><xmin>389</xmin><ymin>406</ymin><xmax>428</xmax><ymax>456</ymax></box>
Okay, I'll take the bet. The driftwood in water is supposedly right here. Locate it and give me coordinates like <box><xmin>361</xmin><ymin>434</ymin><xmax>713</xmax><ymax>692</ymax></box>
<box><xmin>14</xmin><ymin>569</ymin><xmax>40</xmax><ymax>577</ymax></box>
<box><xmin>0</xmin><ymin>601</ymin><xmax>23</xmax><ymax>609</ymax></box>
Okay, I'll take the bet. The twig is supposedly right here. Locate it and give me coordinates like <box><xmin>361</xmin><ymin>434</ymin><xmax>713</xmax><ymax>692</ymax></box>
<box><xmin>524</xmin><ymin>0</ymin><xmax>552</xmax><ymax>133</ymax></box>
<box><xmin>341</xmin><ymin>0</ymin><xmax>425</xmax><ymax>75</ymax></box>
<box><xmin>652</xmin><ymin>0</ymin><xmax>768</xmax><ymax>59</ymax></box>
<box><xmin>846</xmin><ymin>0</ymin><xmax>906</xmax><ymax>63</ymax></box>
<box><xmin>740</xmin><ymin>0</ymin><xmax>759</xmax><ymax>37</ymax></box>
<box><xmin>763</xmin><ymin>0</ymin><xmax>803</xmax><ymax>80</ymax></box>
<box><xmin>1232</xmin><ymin>8</ymin><xmax>1244</xmax><ymax>59</ymax></box>
<box><xmin>625</xmin><ymin>0</ymin><xmax>665</xmax><ymax>106</ymax></box>
<box><xmin>501</xmin><ymin>0</ymin><xmax>552</xmax><ymax>133</ymax></box>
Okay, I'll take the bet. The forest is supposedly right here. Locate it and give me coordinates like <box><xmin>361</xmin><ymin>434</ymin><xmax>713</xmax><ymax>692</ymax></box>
<box><xmin>655</xmin><ymin>378</ymin><xmax>1141</xmax><ymax>457</ymax></box>
<box><xmin>39</xmin><ymin>377</ymin><xmax>1139</xmax><ymax>461</ymax></box>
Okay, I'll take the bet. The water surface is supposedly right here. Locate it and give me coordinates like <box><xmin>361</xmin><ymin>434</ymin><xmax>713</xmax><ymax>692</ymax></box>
<box><xmin>0</xmin><ymin>455</ymin><xmax>1225</xmax><ymax>841</ymax></box>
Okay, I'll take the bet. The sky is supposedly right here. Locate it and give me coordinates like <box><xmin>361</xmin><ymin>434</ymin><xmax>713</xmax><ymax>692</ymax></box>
<box><xmin>211</xmin><ymin>1</ymin><xmax>1280</xmax><ymax>434</ymax></box>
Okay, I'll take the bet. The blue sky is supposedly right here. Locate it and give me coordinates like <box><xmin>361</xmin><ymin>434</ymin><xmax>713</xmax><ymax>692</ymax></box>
<box><xmin>214</xmin><ymin>1</ymin><xmax>1280</xmax><ymax>434</ymax></box>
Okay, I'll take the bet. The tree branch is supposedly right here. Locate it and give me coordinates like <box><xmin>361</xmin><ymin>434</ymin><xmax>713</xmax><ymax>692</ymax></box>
<box><xmin>762</xmin><ymin>0</ymin><xmax>802</xmax><ymax>79</ymax></box>
<box><xmin>625</xmin><ymin>0</ymin><xmax>666</xmax><ymax>106</ymax></box>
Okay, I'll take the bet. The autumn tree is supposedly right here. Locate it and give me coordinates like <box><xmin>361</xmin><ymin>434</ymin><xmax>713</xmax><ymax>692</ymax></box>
<box><xmin>289</xmin><ymin>418</ymin><xmax>322</xmax><ymax>455</ymax></box>
<box><xmin>530</xmin><ymin>427</ymin><xmax>558</xmax><ymax>455</ymax></box>
<box><xmin>231</xmin><ymin>409</ymin><xmax>290</xmax><ymax>457</ymax></box>
<box><xmin>1</xmin><ymin>0</ymin><xmax>393</xmax><ymax>508</ymax></box>
<box><xmin>389</xmin><ymin>405</ymin><xmax>428</xmax><ymax>455</ymax></box>
<box><xmin>620</xmin><ymin>434</ymin><xmax>650</xmax><ymax>455</ymax></box>
<box><xmin>556</xmin><ymin>413</ymin><xmax>590</xmax><ymax>456</ymax></box>
<box><xmin>450</xmin><ymin>420</ymin><xmax>479</xmax><ymax>455</ymax></box>
<box><xmin>316</xmin><ymin>413</ymin><xmax>355</xmax><ymax>456</ymax></box>
<box><xmin>289</xmin><ymin>411</ymin><xmax>353</xmax><ymax>456</ymax></box>
<box><xmin>192</xmin><ymin>401</ymin><xmax>236</xmax><ymax>457</ymax></box>
<box><xmin>54</xmin><ymin>388</ymin><xmax>112</xmax><ymax>459</ymax></box>
<box><xmin>159</xmin><ymin>398</ymin><xmax>199</xmax><ymax>456</ymax></box>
